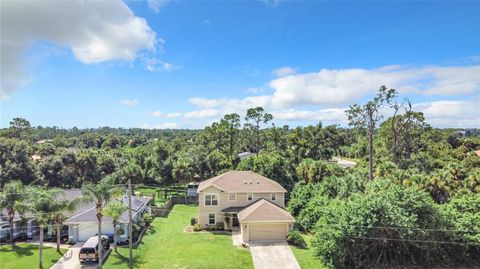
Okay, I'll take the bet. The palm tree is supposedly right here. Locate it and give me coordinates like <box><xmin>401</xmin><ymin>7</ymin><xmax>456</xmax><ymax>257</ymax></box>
<box><xmin>50</xmin><ymin>197</ymin><xmax>73</xmax><ymax>252</ymax></box>
<box><xmin>104</xmin><ymin>201</ymin><xmax>127</xmax><ymax>253</ymax></box>
<box><xmin>0</xmin><ymin>180</ymin><xmax>24</xmax><ymax>246</ymax></box>
<box><xmin>25</xmin><ymin>187</ymin><xmax>63</xmax><ymax>269</ymax></box>
<box><xmin>71</xmin><ymin>176</ymin><xmax>123</xmax><ymax>268</ymax></box>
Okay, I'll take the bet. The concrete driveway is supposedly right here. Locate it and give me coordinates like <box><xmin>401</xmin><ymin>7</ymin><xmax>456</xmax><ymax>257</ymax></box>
<box><xmin>249</xmin><ymin>241</ymin><xmax>300</xmax><ymax>269</ymax></box>
<box><xmin>50</xmin><ymin>242</ymin><xmax>111</xmax><ymax>269</ymax></box>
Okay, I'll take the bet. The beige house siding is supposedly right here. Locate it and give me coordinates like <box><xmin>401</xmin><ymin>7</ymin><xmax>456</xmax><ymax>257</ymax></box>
<box><xmin>198</xmin><ymin>186</ymin><xmax>285</xmax><ymax>227</ymax></box>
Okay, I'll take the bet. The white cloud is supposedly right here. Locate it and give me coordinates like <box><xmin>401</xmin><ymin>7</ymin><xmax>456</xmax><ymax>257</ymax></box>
<box><xmin>246</xmin><ymin>87</ymin><xmax>262</xmax><ymax>94</ymax></box>
<box><xmin>269</xmin><ymin>64</ymin><xmax>480</xmax><ymax>107</ymax></box>
<box><xmin>1</xmin><ymin>0</ymin><xmax>157</xmax><ymax>99</ymax></box>
<box><xmin>188</xmin><ymin>96</ymin><xmax>272</xmax><ymax>110</ymax></box>
<box><xmin>414</xmin><ymin>99</ymin><xmax>480</xmax><ymax>128</ymax></box>
<box><xmin>151</xmin><ymin>111</ymin><xmax>182</xmax><ymax>118</ymax></box>
<box><xmin>147</xmin><ymin>0</ymin><xmax>170</xmax><ymax>13</ymax></box>
<box><xmin>272</xmin><ymin>66</ymin><xmax>296</xmax><ymax>77</ymax></box>
<box><xmin>120</xmin><ymin>99</ymin><xmax>139</xmax><ymax>107</ymax></box>
<box><xmin>184</xmin><ymin>109</ymin><xmax>222</xmax><ymax>119</ymax></box>
<box><xmin>273</xmin><ymin>108</ymin><xmax>347</xmax><ymax>122</ymax></box>
<box><xmin>142</xmin><ymin>56</ymin><xmax>178</xmax><ymax>72</ymax></box>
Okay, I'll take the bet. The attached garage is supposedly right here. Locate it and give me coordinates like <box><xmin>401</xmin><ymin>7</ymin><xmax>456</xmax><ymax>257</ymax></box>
<box><xmin>238</xmin><ymin>199</ymin><xmax>295</xmax><ymax>243</ymax></box>
<box><xmin>249</xmin><ymin>223</ymin><xmax>288</xmax><ymax>241</ymax></box>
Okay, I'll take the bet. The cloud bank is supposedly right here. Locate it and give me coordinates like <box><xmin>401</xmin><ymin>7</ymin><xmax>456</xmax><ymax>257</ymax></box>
<box><xmin>1</xmin><ymin>0</ymin><xmax>157</xmax><ymax>99</ymax></box>
<box><xmin>165</xmin><ymin>64</ymin><xmax>480</xmax><ymax>128</ymax></box>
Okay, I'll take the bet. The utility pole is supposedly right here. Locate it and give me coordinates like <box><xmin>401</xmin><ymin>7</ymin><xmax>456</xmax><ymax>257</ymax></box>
<box><xmin>128</xmin><ymin>178</ymin><xmax>133</xmax><ymax>269</ymax></box>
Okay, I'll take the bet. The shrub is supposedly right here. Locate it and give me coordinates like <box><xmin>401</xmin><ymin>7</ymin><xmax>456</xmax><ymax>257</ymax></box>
<box><xmin>193</xmin><ymin>223</ymin><xmax>201</xmax><ymax>231</ymax></box>
<box><xmin>190</xmin><ymin>217</ymin><xmax>197</xmax><ymax>226</ymax></box>
<box><xmin>215</xmin><ymin>222</ymin><xmax>224</xmax><ymax>230</ymax></box>
<box><xmin>287</xmin><ymin>230</ymin><xmax>306</xmax><ymax>247</ymax></box>
<box><xmin>312</xmin><ymin>179</ymin><xmax>464</xmax><ymax>269</ymax></box>
<box><xmin>142</xmin><ymin>212</ymin><xmax>153</xmax><ymax>226</ymax></box>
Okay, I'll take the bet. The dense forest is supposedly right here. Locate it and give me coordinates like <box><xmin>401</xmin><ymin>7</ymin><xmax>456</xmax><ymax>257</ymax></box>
<box><xmin>1</xmin><ymin>87</ymin><xmax>479</xmax><ymax>268</ymax></box>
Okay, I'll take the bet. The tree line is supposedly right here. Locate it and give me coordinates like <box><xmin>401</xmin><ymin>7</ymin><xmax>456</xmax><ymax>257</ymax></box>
<box><xmin>1</xmin><ymin>86</ymin><xmax>480</xmax><ymax>268</ymax></box>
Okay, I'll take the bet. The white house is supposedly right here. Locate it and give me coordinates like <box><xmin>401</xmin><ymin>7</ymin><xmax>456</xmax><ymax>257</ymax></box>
<box><xmin>64</xmin><ymin>190</ymin><xmax>150</xmax><ymax>243</ymax></box>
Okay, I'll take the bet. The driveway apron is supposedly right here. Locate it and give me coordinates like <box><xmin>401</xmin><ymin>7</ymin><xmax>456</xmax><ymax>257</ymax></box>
<box><xmin>249</xmin><ymin>241</ymin><xmax>301</xmax><ymax>269</ymax></box>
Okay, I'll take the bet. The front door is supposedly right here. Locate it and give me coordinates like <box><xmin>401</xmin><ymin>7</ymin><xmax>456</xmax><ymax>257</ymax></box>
<box><xmin>232</xmin><ymin>214</ymin><xmax>239</xmax><ymax>227</ymax></box>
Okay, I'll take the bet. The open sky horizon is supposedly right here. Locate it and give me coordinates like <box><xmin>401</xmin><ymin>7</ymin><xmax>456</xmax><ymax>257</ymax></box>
<box><xmin>1</xmin><ymin>0</ymin><xmax>479</xmax><ymax>129</ymax></box>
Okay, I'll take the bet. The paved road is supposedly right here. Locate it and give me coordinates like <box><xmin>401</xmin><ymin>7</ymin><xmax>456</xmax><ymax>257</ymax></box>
<box><xmin>50</xmin><ymin>243</ymin><xmax>111</xmax><ymax>269</ymax></box>
<box><xmin>249</xmin><ymin>241</ymin><xmax>300</xmax><ymax>269</ymax></box>
<box><xmin>332</xmin><ymin>157</ymin><xmax>357</xmax><ymax>168</ymax></box>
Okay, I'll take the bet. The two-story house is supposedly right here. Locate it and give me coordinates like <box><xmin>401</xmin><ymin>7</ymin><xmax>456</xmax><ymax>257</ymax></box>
<box><xmin>197</xmin><ymin>170</ymin><xmax>295</xmax><ymax>242</ymax></box>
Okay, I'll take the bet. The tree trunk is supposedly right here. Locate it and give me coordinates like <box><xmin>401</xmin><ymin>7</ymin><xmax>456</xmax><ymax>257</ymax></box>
<box><xmin>97</xmin><ymin>212</ymin><xmax>103</xmax><ymax>269</ymax></box>
<box><xmin>9</xmin><ymin>217</ymin><xmax>14</xmax><ymax>246</ymax></box>
<box><xmin>113</xmin><ymin>222</ymin><xmax>118</xmax><ymax>253</ymax></box>
<box><xmin>391</xmin><ymin>118</ymin><xmax>398</xmax><ymax>164</ymax></box>
<box><xmin>39</xmin><ymin>225</ymin><xmax>44</xmax><ymax>269</ymax></box>
<box><xmin>255</xmin><ymin>122</ymin><xmax>260</xmax><ymax>155</ymax></box>
<box><xmin>368</xmin><ymin>115</ymin><xmax>374</xmax><ymax>180</ymax></box>
<box><xmin>56</xmin><ymin>223</ymin><xmax>61</xmax><ymax>252</ymax></box>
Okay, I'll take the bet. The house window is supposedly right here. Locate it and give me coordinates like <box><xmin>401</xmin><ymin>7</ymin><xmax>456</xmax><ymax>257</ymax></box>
<box><xmin>208</xmin><ymin>213</ymin><xmax>215</xmax><ymax>225</ymax></box>
<box><xmin>247</xmin><ymin>193</ymin><xmax>253</xmax><ymax>201</ymax></box>
<box><xmin>228</xmin><ymin>194</ymin><xmax>236</xmax><ymax>201</ymax></box>
<box><xmin>205</xmin><ymin>194</ymin><xmax>218</xmax><ymax>206</ymax></box>
<box><xmin>271</xmin><ymin>193</ymin><xmax>277</xmax><ymax>201</ymax></box>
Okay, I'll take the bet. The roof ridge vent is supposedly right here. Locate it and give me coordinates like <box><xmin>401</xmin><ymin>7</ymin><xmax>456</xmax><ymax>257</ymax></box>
<box><xmin>249</xmin><ymin>181</ymin><xmax>253</xmax><ymax>184</ymax></box>
<box><xmin>243</xmin><ymin>181</ymin><xmax>247</xmax><ymax>184</ymax></box>
<box><xmin>256</xmin><ymin>181</ymin><xmax>260</xmax><ymax>184</ymax></box>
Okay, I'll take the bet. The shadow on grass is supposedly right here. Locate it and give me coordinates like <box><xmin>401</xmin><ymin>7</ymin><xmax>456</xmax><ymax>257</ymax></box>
<box><xmin>108</xmin><ymin>251</ymin><xmax>142</xmax><ymax>266</ymax></box>
<box><xmin>0</xmin><ymin>244</ymin><xmax>35</xmax><ymax>256</ymax></box>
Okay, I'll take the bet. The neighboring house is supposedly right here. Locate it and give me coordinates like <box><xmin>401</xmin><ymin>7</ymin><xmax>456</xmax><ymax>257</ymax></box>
<box><xmin>64</xmin><ymin>190</ymin><xmax>151</xmax><ymax>243</ymax></box>
<box><xmin>197</xmin><ymin>171</ymin><xmax>295</xmax><ymax>242</ymax></box>
<box><xmin>0</xmin><ymin>210</ymin><xmax>38</xmax><ymax>241</ymax></box>
<box><xmin>238</xmin><ymin>151</ymin><xmax>255</xmax><ymax>160</ymax></box>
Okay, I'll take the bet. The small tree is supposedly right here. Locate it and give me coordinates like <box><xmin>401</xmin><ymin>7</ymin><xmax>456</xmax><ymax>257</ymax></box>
<box><xmin>104</xmin><ymin>201</ymin><xmax>127</xmax><ymax>253</ymax></box>
<box><xmin>0</xmin><ymin>181</ymin><xmax>24</xmax><ymax>246</ymax></box>
<box><xmin>245</xmin><ymin>107</ymin><xmax>273</xmax><ymax>154</ymax></box>
<box><xmin>24</xmin><ymin>187</ymin><xmax>64</xmax><ymax>269</ymax></box>
<box><xmin>346</xmin><ymin>86</ymin><xmax>397</xmax><ymax>180</ymax></box>
<box><xmin>71</xmin><ymin>176</ymin><xmax>123</xmax><ymax>268</ymax></box>
<box><xmin>50</xmin><ymin>198</ymin><xmax>72</xmax><ymax>252</ymax></box>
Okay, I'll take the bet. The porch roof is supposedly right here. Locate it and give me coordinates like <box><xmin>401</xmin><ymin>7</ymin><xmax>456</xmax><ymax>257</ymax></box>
<box><xmin>221</xmin><ymin>206</ymin><xmax>245</xmax><ymax>213</ymax></box>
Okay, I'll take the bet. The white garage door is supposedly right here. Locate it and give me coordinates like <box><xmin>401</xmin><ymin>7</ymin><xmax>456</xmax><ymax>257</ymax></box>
<box><xmin>249</xmin><ymin>224</ymin><xmax>287</xmax><ymax>241</ymax></box>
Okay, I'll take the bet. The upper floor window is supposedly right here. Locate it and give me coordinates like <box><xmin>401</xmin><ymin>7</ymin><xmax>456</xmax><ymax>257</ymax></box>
<box><xmin>228</xmin><ymin>194</ymin><xmax>236</xmax><ymax>201</ymax></box>
<box><xmin>205</xmin><ymin>194</ymin><xmax>218</xmax><ymax>206</ymax></box>
<box><xmin>271</xmin><ymin>193</ymin><xmax>277</xmax><ymax>201</ymax></box>
<box><xmin>247</xmin><ymin>193</ymin><xmax>253</xmax><ymax>201</ymax></box>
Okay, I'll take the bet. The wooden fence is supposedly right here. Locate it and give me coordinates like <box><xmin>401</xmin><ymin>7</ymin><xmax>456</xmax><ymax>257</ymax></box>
<box><xmin>151</xmin><ymin>196</ymin><xmax>198</xmax><ymax>217</ymax></box>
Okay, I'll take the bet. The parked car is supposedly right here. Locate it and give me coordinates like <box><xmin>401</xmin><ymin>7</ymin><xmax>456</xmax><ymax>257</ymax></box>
<box><xmin>79</xmin><ymin>235</ymin><xmax>110</xmax><ymax>263</ymax></box>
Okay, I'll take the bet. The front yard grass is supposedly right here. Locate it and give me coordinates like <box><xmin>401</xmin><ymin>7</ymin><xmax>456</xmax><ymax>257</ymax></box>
<box><xmin>104</xmin><ymin>204</ymin><xmax>253</xmax><ymax>269</ymax></box>
<box><xmin>291</xmin><ymin>234</ymin><xmax>328</xmax><ymax>269</ymax></box>
<box><xmin>0</xmin><ymin>243</ymin><xmax>66</xmax><ymax>269</ymax></box>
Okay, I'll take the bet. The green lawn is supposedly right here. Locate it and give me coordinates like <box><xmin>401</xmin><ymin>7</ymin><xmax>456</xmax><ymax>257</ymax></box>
<box><xmin>290</xmin><ymin>234</ymin><xmax>328</xmax><ymax>269</ymax></box>
<box><xmin>104</xmin><ymin>204</ymin><xmax>253</xmax><ymax>269</ymax></box>
<box><xmin>0</xmin><ymin>243</ymin><xmax>66</xmax><ymax>269</ymax></box>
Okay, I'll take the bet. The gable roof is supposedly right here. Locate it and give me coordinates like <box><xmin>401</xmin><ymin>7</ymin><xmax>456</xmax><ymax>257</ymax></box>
<box><xmin>238</xmin><ymin>199</ymin><xmax>294</xmax><ymax>223</ymax></box>
<box><xmin>65</xmin><ymin>196</ymin><xmax>150</xmax><ymax>224</ymax></box>
<box><xmin>197</xmin><ymin>171</ymin><xmax>287</xmax><ymax>193</ymax></box>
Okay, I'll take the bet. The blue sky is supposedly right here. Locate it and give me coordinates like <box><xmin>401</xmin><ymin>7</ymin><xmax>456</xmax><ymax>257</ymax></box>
<box><xmin>1</xmin><ymin>0</ymin><xmax>479</xmax><ymax>129</ymax></box>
